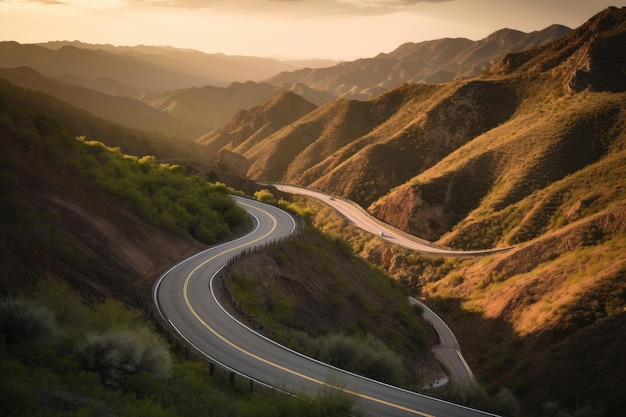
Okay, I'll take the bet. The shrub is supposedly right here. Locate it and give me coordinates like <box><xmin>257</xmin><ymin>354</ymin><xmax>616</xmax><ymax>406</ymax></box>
<box><xmin>254</xmin><ymin>189</ymin><xmax>276</xmax><ymax>203</ymax></box>
<box><xmin>0</xmin><ymin>297</ymin><xmax>60</xmax><ymax>346</ymax></box>
<box><xmin>78</xmin><ymin>329</ymin><xmax>171</xmax><ymax>391</ymax></box>
<box><xmin>318</xmin><ymin>333</ymin><xmax>405</xmax><ymax>385</ymax></box>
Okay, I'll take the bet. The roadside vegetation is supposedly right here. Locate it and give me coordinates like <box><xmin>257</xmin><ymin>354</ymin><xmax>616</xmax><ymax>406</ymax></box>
<box><xmin>0</xmin><ymin>280</ymin><xmax>357</xmax><ymax>417</ymax></box>
<box><xmin>0</xmin><ymin>100</ymin><xmax>357</xmax><ymax>416</ymax></box>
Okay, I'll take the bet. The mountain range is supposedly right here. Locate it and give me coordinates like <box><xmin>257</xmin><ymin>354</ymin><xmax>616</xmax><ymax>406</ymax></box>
<box><xmin>199</xmin><ymin>7</ymin><xmax>626</xmax><ymax>414</ymax></box>
<box><xmin>1</xmin><ymin>6</ymin><xmax>625</xmax><ymax>416</ymax></box>
<box><xmin>0</xmin><ymin>23</ymin><xmax>570</xmax><ymax>135</ymax></box>
<box><xmin>267</xmin><ymin>24</ymin><xmax>571</xmax><ymax>99</ymax></box>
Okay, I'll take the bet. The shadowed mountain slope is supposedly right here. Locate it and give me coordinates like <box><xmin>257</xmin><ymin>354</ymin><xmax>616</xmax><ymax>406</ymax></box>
<box><xmin>0</xmin><ymin>79</ymin><xmax>187</xmax><ymax>158</ymax></box>
<box><xmin>196</xmin><ymin>91</ymin><xmax>317</xmax><ymax>155</ymax></box>
<box><xmin>146</xmin><ymin>81</ymin><xmax>332</xmax><ymax>134</ymax></box>
<box><xmin>0</xmin><ymin>66</ymin><xmax>204</xmax><ymax>139</ymax></box>
<box><xmin>267</xmin><ymin>25</ymin><xmax>571</xmax><ymax>99</ymax></box>
<box><xmin>0</xmin><ymin>41</ymin><xmax>300</xmax><ymax>93</ymax></box>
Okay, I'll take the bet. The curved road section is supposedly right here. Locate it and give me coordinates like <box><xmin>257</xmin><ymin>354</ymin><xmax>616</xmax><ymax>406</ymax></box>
<box><xmin>273</xmin><ymin>184</ymin><xmax>483</xmax><ymax>385</ymax></box>
<box><xmin>154</xmin><ymin>196</ymin><xmax>497</xmax><ymax>417</ymax></box>
<box><xmin>273</xmin><ymin>184</ymin><xmax>512</xmax><ymax>257</ymax></box>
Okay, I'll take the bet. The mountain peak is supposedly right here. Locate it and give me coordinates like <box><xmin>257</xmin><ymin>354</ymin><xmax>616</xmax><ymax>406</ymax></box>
<box><xmin>196</xmin><ymin>90</ymin><xmax>316</xmax><ymax>155</ymax></box>
<box><xmin>268</xmin><ymin>24</ymin><xmax>569</xmax><ymax>99</ymax></box>
<box><xmin>491</xmin><ymin>7</ymin><xmax>626</xmax><ymax>93</ymax></box>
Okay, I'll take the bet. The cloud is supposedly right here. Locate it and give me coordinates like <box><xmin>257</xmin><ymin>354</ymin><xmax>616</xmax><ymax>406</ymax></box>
<box><xmin>1</xmin><ymin>0</ymin><xmax>66</xmax><ymax>4</ymax></box>
<box><xmin>123</xmin><ymin>0</ymin><xmax>213</xmax><ymax>8</ymax></box>
<box><xmin>122</xmin><ymin>0</ymin><xmax>452</xmax><ymax>14</ymax></box>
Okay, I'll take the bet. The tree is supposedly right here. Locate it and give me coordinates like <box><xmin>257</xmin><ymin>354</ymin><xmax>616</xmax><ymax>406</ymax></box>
<box><xmin>78</xmin><ymin>329</ymin><xmax>171</xmax><ymax>392</ymax></box>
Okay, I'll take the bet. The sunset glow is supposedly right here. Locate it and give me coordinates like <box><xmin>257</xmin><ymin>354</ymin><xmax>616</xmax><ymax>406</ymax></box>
<box><xmin>1</xmin><ymin>0</ymin><xmax>622</xmax><ymax>59</ymax></box>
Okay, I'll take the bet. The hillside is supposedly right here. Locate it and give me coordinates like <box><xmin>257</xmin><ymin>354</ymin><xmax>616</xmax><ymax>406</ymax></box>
<box><xmin>0</xmin><ymin>87</ymin><xmax>210</xmax><ymax>302</ymax></box>
<box><xmin>145</xmin><ymin>81</ymin><xmax>334</xmax><ymax>135</ymax></box>
<box><xmin>207</xmin><ymin>7</ymin><xmax>626</xmax><ymax>416</ymax></box>
<box><xmin>196</xmin><ymin>91</ymin><xmax>318</xmax><ymax>155</ymax></box>
<box><xmin>0</xmin><ymin>66</ymin><xmax>205</xmax><ymax>139</ymax></box>
<box><xmin>0</xmin><ymin>79</ymin><xmax>364</xmax><ymax>417</ymax></box>
<box><xmin>241</xmin><ymin>78</ymin><xmax>518</xmax><ymax>208</ymax></box>
<box><xmin>267</xmin><ymin>25</ymin><xmax>571</xmax><ymax>99</ymax></box>
<box><xmin>222</xmin><ymin>227</ymin><xmax>444</xmax><ymax>388</ymax></box>
<box><xmin>370</xmin><ymin>6</ymin><xmax>626</xmax><ymax>247</ymax></box>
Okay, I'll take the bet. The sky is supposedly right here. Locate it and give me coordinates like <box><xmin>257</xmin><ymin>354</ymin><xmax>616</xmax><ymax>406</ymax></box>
<box><xmin>1</xmin><ymin>0</ymin><xmax>623</xmax><ymax>60</ymax></box>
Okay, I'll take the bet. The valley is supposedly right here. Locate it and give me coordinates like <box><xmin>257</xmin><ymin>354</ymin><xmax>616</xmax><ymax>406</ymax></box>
<box><xmin>1</xmin><ymin>6</ymin><xmax>625</xmax><ymax>417</ymax></box>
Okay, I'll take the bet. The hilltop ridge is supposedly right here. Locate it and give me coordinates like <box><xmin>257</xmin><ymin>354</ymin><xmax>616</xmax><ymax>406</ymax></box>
<box><xmin>267</xmin><ymin>24</ymin><xmax>571</xmax><ymax>99</ymax></box>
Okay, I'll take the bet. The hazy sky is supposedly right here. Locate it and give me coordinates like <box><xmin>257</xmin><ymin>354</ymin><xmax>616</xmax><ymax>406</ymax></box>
<box><xmin>1</xmin><ymin>0</ymin><xmax>623</xmax><ymax>60</ymax></box>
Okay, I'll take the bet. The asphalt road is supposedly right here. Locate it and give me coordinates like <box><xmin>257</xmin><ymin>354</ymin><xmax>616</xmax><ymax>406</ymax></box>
<box><xmin>154</xmin><ymin>196</ymin><xmax>498</xmax><ymax>417</ymax></box>
<box><xmin>410</xmin><ymin>297</ymin><xmax>475</xmax><ymax>386</ymax></box>
<box><xmin>273</xmin><ymin>184</ymin><xmax>512</xmax><ymax>257</ymax></box>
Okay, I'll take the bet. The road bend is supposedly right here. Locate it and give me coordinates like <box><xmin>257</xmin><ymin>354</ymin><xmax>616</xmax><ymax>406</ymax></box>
<box><xmin>154</xmin><ymin>196</ymin><xmax>498</xmax><ymax>417</ymax></box>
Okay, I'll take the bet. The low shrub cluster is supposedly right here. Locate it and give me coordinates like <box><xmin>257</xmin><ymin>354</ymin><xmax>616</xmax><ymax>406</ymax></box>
<box><xmin>0</xmin><ymin>280</ymin><xmax>356</xmax><ymax>417</ymax></box>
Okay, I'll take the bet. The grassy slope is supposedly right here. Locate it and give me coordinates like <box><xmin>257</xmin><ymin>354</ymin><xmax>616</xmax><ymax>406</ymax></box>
<box><xmin>223</xmin><ymin>226</ymin><xmax>443</xmax><ymax>388</ymax></box>
<box><xmin>362</xmin><ymin>10</ymin><xmax>626</xmax><ymax>415</ymax></box>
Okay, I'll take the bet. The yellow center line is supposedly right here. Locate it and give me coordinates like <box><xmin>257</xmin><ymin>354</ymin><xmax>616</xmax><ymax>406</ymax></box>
<box><xmin>182</xmin><ymin>201</ymin><xmax>434</xmax><ymax>417</ymax></box>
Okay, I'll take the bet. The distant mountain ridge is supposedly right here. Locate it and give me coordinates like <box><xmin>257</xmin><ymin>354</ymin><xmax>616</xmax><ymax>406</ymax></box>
<box><xmin>0</xmin><ymin>41</ymin><xmax>301</xmax><ymax>94</ymax></box>
<box><xmin>0</xmin><ymin>66</ymin><xmax>204</xmax><ymax>138</ymax></box>
<box><xmin>267</xmin><ymin>25</ymin><xmax>571</xmax><ymax>99</ymax></box>
<box><xmin>0</xmin><ymin>26</ymin><xmax>570</xmax><ymax>142</ymax></box>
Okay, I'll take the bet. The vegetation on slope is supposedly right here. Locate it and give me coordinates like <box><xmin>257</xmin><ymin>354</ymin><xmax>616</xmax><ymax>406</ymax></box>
<box><xmin>0</xmin><ymin>78</ymin><xmax>251</xmax><ymax>305</ymax></box>
<box><xmin>224</xmin><ymin>224</ymin><xmax>439</xmax><ymax>388</ymax></box>
<box><xmin>0</xmin><ymin>280</ymin><xmax>356</xmax><ymax>417</ymax></box>
<box><xmin>0</xmin><ymin>80</ymin><xmax>357</xmax><ymax>416</ymax></box>
<box><xmin>374</xmin><ymin>89</ymin><xmax>626</xmax><ymax>247</ymax></box>
<box><xmin>294</xmin><ymin>190</ymin><xmax>623</xmax><ymax>417</ymax></box>
<box><xmin>0</xmin><ymin>85</ymin><xmax>248</xmax><ymax>246</ymax></box>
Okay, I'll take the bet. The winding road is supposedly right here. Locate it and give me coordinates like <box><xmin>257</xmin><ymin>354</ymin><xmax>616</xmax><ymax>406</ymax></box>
<box><xmin>273</xmin><ymin>184</ymin><xmax>511</xmax><ymax>257</ymax></box>
<box><xmin>274</xmin><ymin>184</ymin><xmax>482</xmax><ymax>385</ymax></box>
<box><xmin>154</xmin><ymin>195</ymin><xmax>498</xmax><ymax>417</ymax></box>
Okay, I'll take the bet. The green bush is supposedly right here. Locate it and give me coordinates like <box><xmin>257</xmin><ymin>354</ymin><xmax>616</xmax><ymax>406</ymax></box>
<box><xmin>0</xmin><ymin>297</ymin><xmax>60</xmax><ymax>346</ymax></box>
<box><xmin>318</xmin><ymin>333</ymin><xmax>405</xmax><ymax>385</ymax></box>
<box><xmin>78</xmin><ymin>329</ymin><xmax>172</xmax><ymax>391</ymax></box>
